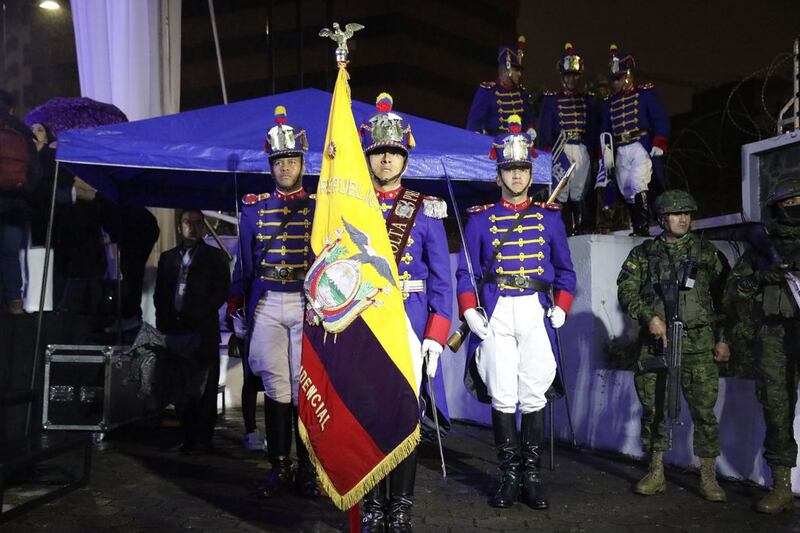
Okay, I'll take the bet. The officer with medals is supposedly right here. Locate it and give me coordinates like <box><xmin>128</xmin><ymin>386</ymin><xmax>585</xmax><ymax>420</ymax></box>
<box><xmin>226</xmin><ymin>106</ymin><xmax>320</xmax><ymax>498</ymax></box>
<box><xmin>599</xmin><ymin>44</ymin><xmax>670</xmax><ymax>236</ymax></box>
<box><xmin>466</xmin><ymin>36</ymin><xmax>534</xmax><ymax>137</ymax></box>
<box><xmin>358</xmin><ymin>93</ymin><xmax>453</xmax><ymax>533</ymax></box>
<box><xmin>725</xmin><ymin>178</ymin><xmax>800</xmax><ymax>514</ymax></box>
<box><xmin>617</xmin><ymin>190</ymin><xmax>729</xmax><ymax>502</ymax></box>
<box><xmin>537</xmin><ymin>42</ymin><xmax>598</xmax><ymax>235</ymax></box>
<box><xmin>456</xmin><ymin>114</ymin><xmax>576</xmax><ymax>510</ymax></box>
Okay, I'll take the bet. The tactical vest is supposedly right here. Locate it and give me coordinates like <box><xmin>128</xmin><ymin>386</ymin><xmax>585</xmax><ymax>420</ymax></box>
<box><xmin>759</xmin><ymin>225</ymin><xmax>800</xmax><ymax>318</ymax></box>
<box><xmin>641</xmin><ymin>236</ymin><xmax>716</xmax><ymax>328</ymax></box>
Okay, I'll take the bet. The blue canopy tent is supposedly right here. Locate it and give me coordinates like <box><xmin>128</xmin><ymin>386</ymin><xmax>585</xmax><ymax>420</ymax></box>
<box><xmin>55</xmin><ymin>88</ymin><xmax>551</xmax><ymax>210</ymax></box>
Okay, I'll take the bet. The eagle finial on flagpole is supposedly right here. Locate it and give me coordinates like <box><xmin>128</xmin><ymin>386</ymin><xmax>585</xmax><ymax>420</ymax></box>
<box><xmin>319</xmin><ymin>22</ymin><xmax>364</xmax><ymax>65</ymax></box>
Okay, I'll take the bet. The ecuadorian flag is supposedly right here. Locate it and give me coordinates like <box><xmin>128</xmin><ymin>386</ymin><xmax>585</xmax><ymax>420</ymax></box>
<box><xmin>299</xmin><ymin>64</ymin><xmax>420</xmax><ymax>510</ymax></box>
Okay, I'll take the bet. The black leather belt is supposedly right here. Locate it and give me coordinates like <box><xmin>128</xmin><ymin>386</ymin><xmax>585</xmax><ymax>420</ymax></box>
<box><xmin>489</xmin><ymin>274</ymin><xmax>551</xmax><ymax>292</ymax></box>
<box><xmin>259</xmin><ymin>266</ymin><xmax>306</xmax><ymax>282</ymax></box>
<box><xmin>614</xmin><ymin>130</ymin><xmax>647</xmax><ymax>145</ymax></box>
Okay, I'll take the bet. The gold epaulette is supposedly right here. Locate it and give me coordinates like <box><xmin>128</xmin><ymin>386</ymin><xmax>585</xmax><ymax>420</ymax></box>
<box><xmin>467</xmin><ymin>203</ymin><xmax>494</xmax><ymax>214</ymax></box>
<box><xmin>533</xmin><ymin>201</ymin><xmax>561</xmax><ymax>211</ymax></box>
<box><xmin>422</xmin><ymin>196</ymin><xmax>447</xmax><ymax>219</ymax></box>
<box><xmin>639</xmin><ymin>82</ymin><xmax>655</xmax><ymax>90</ymax></box>
<box><xmin>242</xmin><ymin>192</ymin><xmax>270</xmax><ymax>205</ymax></box>
<box><xmin>479</xmin><ymin>81</ymin><xmax>496</xmax><ymax>89</ymax></box>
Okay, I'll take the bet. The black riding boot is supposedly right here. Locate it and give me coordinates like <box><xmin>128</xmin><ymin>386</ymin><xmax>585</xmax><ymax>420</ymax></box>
<box><xmin>569</xmin><ymin>200</ymin><xmax>585</xmax><ymax>236</ymax></box>
<box><xmin>520</xmin><ymin>411</ymin><xmax>549</xmax><ymax>509</ymax></box>
<box><xmin>388</xmin><ymin>450</ymin><xmax>417</xmax><ymax>533</ymax></box>
<box><xmin>489</xmin><ymin>409</ymin><xmax>521</xmax><ymax>508</ymax></box>
<box><xmin>293</xmin><ymin>407</ymin><xmax>321</xmax><ymax>497</ymax></box>
<box><xmin>629</xmin><ymin>192</ymin><xmax>651</xmax><ymax>236</ymax></box>
<box><xmin>258</xmin><ymin>398</ymin><xmax>294</xmax><ymax>498</ymax></box>
<box><xmin>361</xmin><ymin>478</ymin><xmax>388</xmax><ymax>533</ymax></box>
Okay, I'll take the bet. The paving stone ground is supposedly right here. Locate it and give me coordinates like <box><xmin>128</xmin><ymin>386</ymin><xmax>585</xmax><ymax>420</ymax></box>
<box><xmin>4</xmin><ymin>409</ymin><xmax>799</xmax><ymax>532</ymax></box>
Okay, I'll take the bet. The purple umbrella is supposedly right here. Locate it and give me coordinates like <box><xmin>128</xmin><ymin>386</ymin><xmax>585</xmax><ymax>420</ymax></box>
<box><xmin>24</xmin><ymin>96</ymin><xmax>128</xmax><ymax>135</ymax></box>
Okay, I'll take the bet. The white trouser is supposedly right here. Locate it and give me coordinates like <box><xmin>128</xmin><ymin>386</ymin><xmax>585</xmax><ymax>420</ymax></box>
<box><xmin>249</xmin><ymin>291</ymin><xmax>304</xmax><ymax>404</ymax></box>
<box><xmin>475</xmin><ymin>294</ymin><xmax>556</xmax><ymax>414</ymax></box>
<box><xmin>557</xmin><ymin>143</ymin><xmax>591</xmax><ymax>202</ymax></box>
<box><xmin>615</xmin><ymin>142</ymin><xmax>652</xmax><ymax>202</ymax></box>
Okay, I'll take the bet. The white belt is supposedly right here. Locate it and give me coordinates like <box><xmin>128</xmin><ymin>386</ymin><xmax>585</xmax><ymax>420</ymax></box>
<box><xmin>399</xmin><ymin>279</ymin><xmax>425</xmax><ymax>294</ymax></box>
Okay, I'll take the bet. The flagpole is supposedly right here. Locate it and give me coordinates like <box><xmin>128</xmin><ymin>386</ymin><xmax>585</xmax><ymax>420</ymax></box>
<box><xmin>348</xmin><ymin>504</ymin><xmax>360</xmax><ymax>533</ymax></box>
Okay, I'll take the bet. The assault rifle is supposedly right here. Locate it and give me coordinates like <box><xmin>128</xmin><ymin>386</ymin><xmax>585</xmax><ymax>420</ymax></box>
<box><xmin>635</xmin><ymin>279</ymin><xmax>683</xmax><ymax>449</ymax></box>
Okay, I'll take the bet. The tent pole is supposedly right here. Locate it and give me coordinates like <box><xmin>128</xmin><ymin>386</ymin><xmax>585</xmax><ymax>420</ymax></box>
<box><xmin>27</xmin><ymin>160</ymin><xmax>60</xmax><ymax>437</ymax></box>
<box><xmin>207</xmin><ymin>0</ymin><xmax>228</xmax><ymax>104</ymax></box>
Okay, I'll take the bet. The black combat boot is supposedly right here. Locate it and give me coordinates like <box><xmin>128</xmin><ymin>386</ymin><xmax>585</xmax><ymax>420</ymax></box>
<box><xmin>258</xmin><ymin>398</ymin><xmax>294</xmax><ymax>498</ymax></box>
<box><xmin>569</xmin><ymin>200</ymin><xmax>586</xmax><ymax>236</ymax></box>
<box><xmin>293</xmin><ymin>407</ymin><xmax>321</xmax><ymax>498</ymax></box>
<box><xmin>630</xmin><ymin>192</ymin><xmax>651</xmax><ymax>237</ymax></box>
<box><xmin>361</xmin><ymin>479</ymin><xmax>388</xmax><ymax>533</ymax></box>
<box><xmin>387</xmin><ymin>450</ymin><xmax>417</xmax><ymax>533</ymax></box>
<box><xmin>489</xmin><ymin>409</ymin><xmax>521</xmax><ymax>508</ymax></box>
<box><xmin>520</xmin><ymin>410</ymin><xmax>549</xmax><ymax>510</ymax></box>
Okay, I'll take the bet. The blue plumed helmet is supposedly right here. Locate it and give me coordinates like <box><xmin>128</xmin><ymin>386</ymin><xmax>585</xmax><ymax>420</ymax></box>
<box><xmin>489</xmin><ymin>114</ymin><xmax>538</xmax><ymax>168</ymax></box>
<box><xmin>360</xmin><ymin>92</ymin><xmax>416</xmax><ymax>156</ymax></box>
<box><xmin>608</xmin><ymin>43</ymin><xmax>636</xmax><ymax>78</ymax></box>
<box><xmin>497</xmin><ymin>35</ymin><xmax>526</xmax><ymax>71</ymax></box>
<box><xmin>264</xmin><ymin>105</ymin><xmax>308</xmax><ymax>160</ymax></box>
<box><xmin>558</xmin><ymin>42</ymin><xmax>583</xmax><ymax>74</ymax></box>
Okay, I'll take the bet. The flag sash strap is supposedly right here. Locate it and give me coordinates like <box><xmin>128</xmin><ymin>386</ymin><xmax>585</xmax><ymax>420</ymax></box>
<box><xmin>385</xmin><ymin>188</ymin><xmax>424</xmax><ymax>265</ymax></box>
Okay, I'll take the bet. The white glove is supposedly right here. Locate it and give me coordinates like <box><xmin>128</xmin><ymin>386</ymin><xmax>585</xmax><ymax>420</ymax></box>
<box><xmin>464</xmin><ymin>308</ymin><xmax>490</xmax><ymax>340</ymax></box>
<box><xmin>422</xmin><ymin>339</ymin><xmax>444</xmax><ymax>378</ymax></box>
<box><xmin>650</xmin><ymin>146</ymin><xmax>664</xmax><ymax>157</ymax></box>
<box><xmin>602</xmin><ymin>144</ymin><xmax>615</xmax><ymax>170</ymax></box>
<box><xmin>548</xmin><ymin>306</ymin><xmax>566</xmax><ymax>329</ymax></box>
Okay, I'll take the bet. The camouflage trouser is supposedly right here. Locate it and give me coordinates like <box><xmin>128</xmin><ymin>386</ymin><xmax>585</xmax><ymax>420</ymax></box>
<box><xmin>756</xmin><ymin>321</ymin><xmax>799</xmax><ymax>468</ymax></box>
<box><xmin>635</xmin><ymin>350</ymin><xmax>720</xmax><ymax>457</ymax></box>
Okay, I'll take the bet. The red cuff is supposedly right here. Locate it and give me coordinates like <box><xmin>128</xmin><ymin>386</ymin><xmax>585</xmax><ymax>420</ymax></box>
<box><xmin>226</xmin><ymin>295</ymin><xmax>244</xmax><ymax>316</ymax></box>
<box><xmin>554</xmin><ymin>290</ymin><xmax>574</xmax><ymax>314</ymax></box>
<box><xmin>539</xmin><ymin>146</ymin><xmax>552</xmax><ymax>153</ymax></box>
<box><xmin>652</xmin><ymin>136</ymin><xmax>669</xmax><ymax>152</ymax></box>
<box><xmin>458</xmin><ymin>292</ymin><xmax>478</xmax><ymax>317</ymax></box>
<box><xmin>424</xmin><ymin>314</ymin><xmax>452</xmax><ymax>346</ymax></box>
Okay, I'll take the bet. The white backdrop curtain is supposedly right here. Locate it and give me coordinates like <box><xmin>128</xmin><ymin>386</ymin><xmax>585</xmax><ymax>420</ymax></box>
<box><xmin>71</xmin><ymin>0</ymin><xmax>182</xmax><ymax>322</ymax></box>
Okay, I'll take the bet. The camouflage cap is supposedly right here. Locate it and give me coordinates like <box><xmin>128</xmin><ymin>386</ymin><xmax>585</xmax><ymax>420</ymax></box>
<box><xmin>766</xmin><ymin>177</ymin><xmax>800</xmax><ymax>206</ymax></box>
<box><xmin>654</xmin><ymin>190</ymin><xmax>698</xmax><ymax>216</ymax></box>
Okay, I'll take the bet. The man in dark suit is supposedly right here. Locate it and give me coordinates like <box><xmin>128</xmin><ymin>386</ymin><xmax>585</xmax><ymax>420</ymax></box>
<box><xmin>154</xmin><ymin>209</ymin><xmax>230</xmax><ymax>454</ymax></box>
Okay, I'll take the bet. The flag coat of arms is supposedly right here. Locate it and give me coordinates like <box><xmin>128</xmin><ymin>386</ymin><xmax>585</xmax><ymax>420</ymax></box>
<box><xmin>299</xmin><ymin>65</ymin><xmax>420</xmax><ymax>510</ymax></box>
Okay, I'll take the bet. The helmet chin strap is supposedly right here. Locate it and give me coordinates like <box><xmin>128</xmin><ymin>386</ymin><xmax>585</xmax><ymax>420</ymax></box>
<box><xmin>369</xmin><ymin>157</ymin><xmax>408</xmax><ymax>187</ymax></box>
<box><xmin>373</xmin><ymin>172</ymin><xmax>403</xmax><ymax>186</ymax></box>
<box><xmin>498</xmin><ymin>169</ymin><xmax>533</xmax><ymax>198</ymax></box>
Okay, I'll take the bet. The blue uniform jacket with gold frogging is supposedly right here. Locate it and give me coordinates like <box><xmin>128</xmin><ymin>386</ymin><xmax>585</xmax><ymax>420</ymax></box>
<box><xmin>455</xmin><ymin>199</ymin><xmax>576</xmax><ymax>359</ymax></box>
<box><xmin>376</xmin><ymin>187</ymin><xmax>453</xmax><ymax>346</ymax></box>
<box><xmin>229</xmin><ymin>190</ymin><xmax>315</xmax><ymax>323</ymax></box>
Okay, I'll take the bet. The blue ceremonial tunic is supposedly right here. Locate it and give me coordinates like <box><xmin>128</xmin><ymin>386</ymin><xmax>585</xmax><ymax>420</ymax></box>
<box><xmin>466</xmin><ymin>81</ymin><xmax>533</xmax><ymax>137</ymax></box>
<box><xmin>600</xmin><ymin>84</ymin><xmax>670</xmax><ymax>153</ymax></box>
<box><xmin>455</xmin><ymin>198</ymin><xmax>576</xmax><ymax>360</ymax></box>
<box><xmin>229</xmin><ymin>189</ymin><xmax>315</xmax><ymax>323</ymax></box>
<box><xmin>376</xmin><ymin>187</ymin><xmax>453</xmax><ymax>345</ymax></box>
<box><xmin>537</xmin><ymin>90</ymin><xmax>598</xmax><ymax>154</ymax></box>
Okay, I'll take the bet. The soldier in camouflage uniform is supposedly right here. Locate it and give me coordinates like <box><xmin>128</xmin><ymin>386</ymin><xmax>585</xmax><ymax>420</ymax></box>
<box><xmin>725</xmin><ymin>177</ymin><xmax>800</xmax><ymax>514</ymax></box>
<box><xmin>617</xmin><ymin>190</ymin><xmax>730</xmax><ymax>501</ymax></box>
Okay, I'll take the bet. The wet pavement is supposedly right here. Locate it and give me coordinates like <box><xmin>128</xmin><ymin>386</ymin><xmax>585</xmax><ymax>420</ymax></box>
<box><xmin>3</xmin><ymin>409</ymin><xmax>799</xmax><ymax>532</ymax></box>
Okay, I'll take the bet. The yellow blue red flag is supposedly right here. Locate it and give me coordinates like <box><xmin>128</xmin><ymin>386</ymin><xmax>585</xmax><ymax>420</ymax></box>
<box><xmin>299</xmin><ymin>64</ymin><xmax>420</xmax><ymax>511</ymax></box>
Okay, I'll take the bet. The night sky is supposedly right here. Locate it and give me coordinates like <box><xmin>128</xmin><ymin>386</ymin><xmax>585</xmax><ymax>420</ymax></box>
<box><xmin>518</xmin><ymin>0</ymin><xmax>800</xmax><ymax>114</ymax></box>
